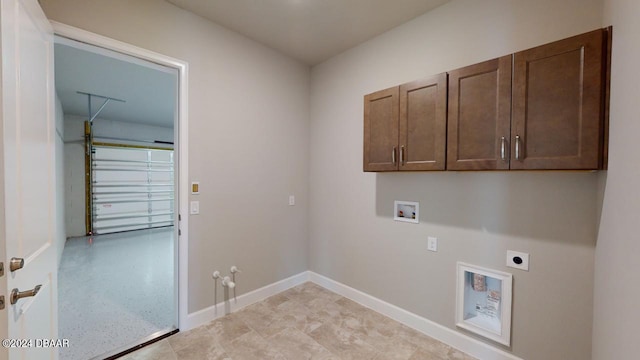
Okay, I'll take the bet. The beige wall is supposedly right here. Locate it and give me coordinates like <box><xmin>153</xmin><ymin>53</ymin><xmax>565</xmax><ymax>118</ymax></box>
<box><xmin>593</xmin><ymin>0</ymin><xmax>640</xmax><ymax>358</ymax></box>
<box><xmin>309</xmin><ymin>0</ymin><xmax>603</xmax><ymax>359</ymax></box>
<box><xmin>41</xmin><ymin>0</ymin><xmax>311</xmax><ymax>313</ymax></box>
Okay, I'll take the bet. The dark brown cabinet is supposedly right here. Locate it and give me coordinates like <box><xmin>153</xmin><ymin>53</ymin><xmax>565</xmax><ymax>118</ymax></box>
<box><xmin>399</xmin><ymin>74</ymin><xmax>447</xmax><ymax>171</ymax></box>
<box><xmin>511</xmin><ymin>29</ymin><xmax>607</xmax><ymax>170</ymax></box>
<box><xmin>363</xmin><ymin>87</ymin><xmax>399</xmax><ymax>172</ymax></box>
<box><xmin>364</xmin><ymin>73</ymin><xmax>447</xmax><ymax>172</ymax></box>
<box><xmin>363</xmin><ymin>28</ymin><xmax>610</xmax><ymax>172</ymax></box>
<box><xmin>447</xmin><ymin>56</ymin><xmax>512</xmax><ymax>170</ymax></box>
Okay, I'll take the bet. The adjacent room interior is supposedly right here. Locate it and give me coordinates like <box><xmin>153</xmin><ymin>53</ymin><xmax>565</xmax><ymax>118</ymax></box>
<box><xmin>54</xmin><ymin>36</ymin><xmax>179</xmax><ymax>360</ymax></box>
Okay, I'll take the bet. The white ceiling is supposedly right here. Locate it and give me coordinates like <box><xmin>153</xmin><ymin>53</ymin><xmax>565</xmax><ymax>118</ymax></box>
<box><xmin>166</xmin><ymin>0</ymin><xmax>451</xmax><ymax>65</ymax></box>
<box><xmin>54</xmin><ymin>38</ymin><xmax>177</xmax><ymax>128</ymax></box>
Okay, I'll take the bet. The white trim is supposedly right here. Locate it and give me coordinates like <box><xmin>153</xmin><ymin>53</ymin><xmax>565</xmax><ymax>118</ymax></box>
<box><xmin>308</xmin><ymin>272</ymin><xmax>524</xmax><ymax>360</ymax></box>
<box><xmin>185</xmin><ymin>272</ymin><xmax>310</xmax><ymax>330</ymax></box>
<box><xmin>50</xmin><ymin>21</ymin><xmax>191</xmax><ymax>331</ymax></box>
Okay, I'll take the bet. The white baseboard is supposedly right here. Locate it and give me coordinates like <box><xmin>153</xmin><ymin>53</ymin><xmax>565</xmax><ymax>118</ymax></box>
<box><xmin>308</xmin><ymin>271</ymin><xmax>523</xmax><ymax>360</ymax></box>
<box><xmin>185</xmin><ymin>271</ymin><xmax>310</xmax><ymax>330</ymax></box>
<box><xmin>184</xmin><ymin>270</ymin><xmax>522</xmax><ymax>360</ymax></box>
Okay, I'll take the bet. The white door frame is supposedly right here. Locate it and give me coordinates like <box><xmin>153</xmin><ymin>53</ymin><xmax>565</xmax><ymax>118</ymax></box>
<box><xmin>51</xmin><ymin>21</ymin><xmax>190</xmax><ymax>330</ymax></box>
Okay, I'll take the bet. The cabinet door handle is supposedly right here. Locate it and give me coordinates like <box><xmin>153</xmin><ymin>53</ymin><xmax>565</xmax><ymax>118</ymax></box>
<box><xmin>500</xmin><ymin>137</ymin><xmax>506</xmax><ymax>161</ymax></box>
<box><xmin>515</xmin><ymin>135</ymin><xmax>521</xmax><ymax>160</ymax></box>
<box><xmin>392</xmin><ymin>147</ymin><xmax>396</xmax><ymax>164</ymax></box>
<box><xmin>400</xmin><ymin>146</ymin><xmax>405</xmax><ymax>165</ymax></box>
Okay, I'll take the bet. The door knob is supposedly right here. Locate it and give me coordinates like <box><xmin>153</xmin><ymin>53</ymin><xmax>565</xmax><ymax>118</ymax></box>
<box><xmin>10</xmin><ymin>285</ymin><xmax>42</xmax><ymax>305</ymax></box>
<box><xmin>10</xmin><ymin>257</ymin><xmax>24</xmax><ymax>272</ymax></box>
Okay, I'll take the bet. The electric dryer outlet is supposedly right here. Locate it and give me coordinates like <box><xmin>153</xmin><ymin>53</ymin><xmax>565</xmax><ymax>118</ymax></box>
<box><xmin>506</xmin><ymin>250</ymin><xmax>529</xmax><ymax>271</ymax></box>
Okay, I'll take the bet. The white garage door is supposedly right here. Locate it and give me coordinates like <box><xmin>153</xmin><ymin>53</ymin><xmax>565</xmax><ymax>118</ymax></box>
<box><xmin>91</xmin><ymin>145</ymin><xmax>174</xmax><ymax>234</ymax></box>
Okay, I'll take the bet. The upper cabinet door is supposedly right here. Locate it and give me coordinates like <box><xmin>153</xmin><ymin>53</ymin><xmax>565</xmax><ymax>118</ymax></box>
<box><xmin>447</xmin><ymin>56</ymin><xmax>512</xmax><ymax>170</ymax></box>
<box><xmin>511</xmin><ymin>29</ymin><xmax>605</xmax><ymax>170</ymax></box>
<box><xmin>364</xmin><ymin>87</ymin><xmax>399</xmax><ymax>171</ymax></box>
<box><xmin>399</xmin><ymin>73</ymin><xmax>447</xmax><ymax>171</ymax></box>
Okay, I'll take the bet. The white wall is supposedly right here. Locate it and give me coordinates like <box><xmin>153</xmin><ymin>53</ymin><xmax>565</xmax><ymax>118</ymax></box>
<box><xmin>55</xmin><ymin>94</ymin><xmax>66</xmax><ymax>263</ymax></box>
<box><xmin>63</xmin><ymin>127</ymin><xmax>85</xmax><ymax>238</ymax></box>
<box><xmin>42</xmin><ymin>0</ymin><xmax>311</xmax><ymax>314</ymax></box>
<box><xmin>63</xmin><ymin>115</ymin><xmax>86</xmax><ymax>237</ymax></box>
<box><xmin>593</xmin><ymin>0</ymin><xmax>640</xmax><ymax>358</ymax></box>
<box><xmin>64</xmin><ymin>114</ymin><xmax>174</xmax><ymax>146</ymax></box>
<box><xmin>309</xmin><ymin>1</ymin><xmax>603</xmax><ymax>359</ymax></box>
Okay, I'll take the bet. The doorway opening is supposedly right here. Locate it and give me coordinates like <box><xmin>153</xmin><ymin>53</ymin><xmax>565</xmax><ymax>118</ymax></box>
<box><xmin>54</xmin><ymin>34</ymin><xmax>180</xmax><ymax>360</ymax></box>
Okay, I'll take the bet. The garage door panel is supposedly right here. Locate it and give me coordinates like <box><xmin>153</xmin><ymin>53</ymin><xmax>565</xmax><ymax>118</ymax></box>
<box><xmin>91</xmin><ymin>146</ymin><xmax>174</xmax><ymax>234</ymax></box>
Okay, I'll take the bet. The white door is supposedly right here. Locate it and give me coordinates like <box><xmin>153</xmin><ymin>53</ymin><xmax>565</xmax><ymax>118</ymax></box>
<box><xmin>0</xmin><ymin>0</ymin><xmax>57</xmax><ymax>359</ymax></box>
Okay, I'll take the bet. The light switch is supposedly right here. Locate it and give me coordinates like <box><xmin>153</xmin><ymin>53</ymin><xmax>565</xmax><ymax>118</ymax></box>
<box><xmin>190</xmin><ymin>201</ymin><xmax>200</xmax><ymax>215</ymax></box>
<box><xmin>191</xmin><ymin>182</ymin><xmax>200</xmax><ymax>195</ymax></box>
<box><xmin>289</xmin><ymin>195</ymin><xmax>295</xmax><ymax>206</ymax></box>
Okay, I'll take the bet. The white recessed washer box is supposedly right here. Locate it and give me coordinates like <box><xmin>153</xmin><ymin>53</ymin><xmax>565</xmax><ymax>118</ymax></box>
<box><xmin>394</xmin><ymin>201</ymin><xmax>419</xmax><ymax>223</ymax></box>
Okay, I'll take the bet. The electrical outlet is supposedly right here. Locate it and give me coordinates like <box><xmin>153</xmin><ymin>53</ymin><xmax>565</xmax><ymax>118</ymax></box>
<box><xmin>427</xmin><ymin>236</ymin><xmax>438</xmax><ymax>252</ymax></box>
<box><xmin>506</xmin><ymin>250</ymin><xmax>529</xmax><ymax>271</ymax></box>
<box><xmin>288</xmin><ymin>195</ymin><xmax>295</xmax><ymax>206</ymax></box>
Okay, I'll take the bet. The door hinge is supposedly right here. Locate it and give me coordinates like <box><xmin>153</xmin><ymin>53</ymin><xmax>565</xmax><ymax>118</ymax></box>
<box><xmin>0</xmin><ymin>295</ymin><xmax>4</xmax><ymax>310</ymax></box>
<box><xmin>179</xmin><ymin>214</ymin><xmax>181</xmax><ymax>221</ymax></box>
<box><xmin>0</xmin><ymin>262</ymin><xmax>3</xmax><ymax>277</ymax></box>
<box><xmin>178</xmin><ymin>229</ymin><xmax>181</xmax><ymax>236</ymax></box>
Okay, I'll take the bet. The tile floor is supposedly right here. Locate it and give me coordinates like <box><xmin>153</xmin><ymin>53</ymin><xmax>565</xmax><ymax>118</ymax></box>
<box><xmin>59</xmin><ymin>228</ymin><xmax>176</xmax><ymax>360</ymax></box>
<box><xmin>121</xmin><ymin>282</ymin><xmax>475</xmax><ymax>360</ymax></box>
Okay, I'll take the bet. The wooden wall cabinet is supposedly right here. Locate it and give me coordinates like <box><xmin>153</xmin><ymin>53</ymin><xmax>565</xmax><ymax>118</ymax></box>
<box><xmin>364</xmin><ymin>73</ymin><xmax>447</xmax><ymax>172</ymax></box>
<box><xmin>511</xmin><ymin>29</ymin><xmax>607</xmax><ymax>170</ymax></box>
<box><xmin>363</xmin><ymin>87</ymin><xmax>399</xmax><ymax>172</ymax></box>
<box><xmin>447</xmin><ymin>56</ymin><xmax>512</xmax><ymax>170</ymax></box>
<box><xmin>363</xmin><ymin>28</ymin><xmax>610</xmax><ymax>172</ymax></box>
<box><xmin>399</xmin><ymin>74</ymin><xmax>447</xmax><ymax>171</ymax></box>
